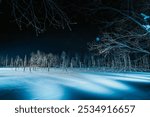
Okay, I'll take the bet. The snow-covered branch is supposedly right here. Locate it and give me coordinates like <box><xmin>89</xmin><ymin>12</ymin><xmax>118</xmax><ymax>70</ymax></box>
<box><xmin>1</xmin><ymin>0</ymin><xmax>71</xmax><ymax>35</ymax></box>
<box><xmin>88</xmin><ymin>1</ymin><xmax>150</xmax><ymax>71</ymax></box>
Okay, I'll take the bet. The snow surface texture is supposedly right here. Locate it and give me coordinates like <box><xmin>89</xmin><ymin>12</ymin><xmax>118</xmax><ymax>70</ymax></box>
<box><xmin>0</xmin><ymin>68</ymin><xmax>150</xmax><ymax>100</ymax></box>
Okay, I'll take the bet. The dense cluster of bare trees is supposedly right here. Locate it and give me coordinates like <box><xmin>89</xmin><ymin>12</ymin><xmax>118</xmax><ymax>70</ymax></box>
<box><xmin>1</xmin><ymin>1</ymin><xmax>150</xmax><ymax>71</ymax></box>
<box><xmin>0</xmin><ymin>50</ymin><xmax>105</xmax><ymax>71</ymax></box>
<box><xmin>1</xmin><ymin>50</ymin><xmax>149</xmax><ymax>72</ymax></box>
<box><xmin>88</xmin><ymin>1</ymin><xmax>150</xmax><ymax>71</ymax></box>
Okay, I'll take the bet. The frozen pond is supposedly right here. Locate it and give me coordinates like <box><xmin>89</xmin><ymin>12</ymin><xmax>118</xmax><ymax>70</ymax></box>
<box><xmin>0</xmin><ymin>68</ymin><xmax>150</xmax><ymax>100</ymax></box>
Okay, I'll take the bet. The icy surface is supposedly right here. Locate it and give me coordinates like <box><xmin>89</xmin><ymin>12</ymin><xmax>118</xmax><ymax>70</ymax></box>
<box><xmin>0</xmin><ymin>68</ymin><xmax>150</xmax><ymax>100</ymax></box>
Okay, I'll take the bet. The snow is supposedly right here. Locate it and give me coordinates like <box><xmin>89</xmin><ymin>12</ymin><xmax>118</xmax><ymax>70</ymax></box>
<box><xmin>0</xmin><ymin>68</ymin><xmax>150</xmax><ymax>100</ymax></box>
<box><xmin>141</xmin><ymin>13</ymin><xmax>150</xmax><ymax>21</ymax></box>
<box><xmin>143</xmin><ymin>25</ymin><xmax>150</xmax><ymax>31</ymax></box>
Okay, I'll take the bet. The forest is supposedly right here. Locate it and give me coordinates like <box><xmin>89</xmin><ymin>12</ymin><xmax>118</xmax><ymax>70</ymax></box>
<box><xmin>0</xmin><ymin>49</ymin><xmax>150</xmax><ymax>72</ymax></box>
<box><xmin>0</xmin><ymin>0</ymin><xmax>150</xmax><ymax>72</ymax></box>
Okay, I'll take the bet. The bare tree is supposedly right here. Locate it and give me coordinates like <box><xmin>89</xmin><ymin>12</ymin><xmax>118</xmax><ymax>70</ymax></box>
<box><xmin>30</xmin><ymin>52</ymin><xmax>38</xmax><ymax>71</ymax></box>
<box><xmin>88</xmin><ymin>1</ymin><xmax>150</xmax><ymax>71</ymax></box>
<box><xmin>61</xmin><ymin>51</ymin><xmax>66</xmax><ymax>68</ymax></box>
<box><xmin>5</xmin><ymin>56</ymin><xmax>8</xmax><ymax>67</ymax></box>
<box><xmin>0</xmin><ymin>0</ymin><xmax>71</xmax><ymax>35</ymax></box>
<box><xmin>23</xmin><ymin>55</ymin><xmax>27</xmax><ymax>71</ymax></box>
<box><xmin>10</xmin><ymin>57</ymin><xmax>14</xmax><ymax>68</ymax></box>
<box><xmin>47</xmin><ymin>53</ymin><xmax>53</xmax><ymax>71</ymax></box>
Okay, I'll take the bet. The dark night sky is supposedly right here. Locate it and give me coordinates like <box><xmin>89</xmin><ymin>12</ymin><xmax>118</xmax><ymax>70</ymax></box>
<box><xmin>0</xmin><ymin>1</ymin><xmax>101</xmax><ymax>57</ymax></box>
<box><xmin>0</xmin><ymin>26</ymin><xmax>98</xmax><ymax>57</ymax></box>
<box><xmin>0</xmin><ymin>0</ymin><xmax>130</xmax><ymax>56</ymax></box>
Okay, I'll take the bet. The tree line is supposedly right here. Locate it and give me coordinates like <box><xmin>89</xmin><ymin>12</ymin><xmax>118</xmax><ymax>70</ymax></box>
<box><xmin>0</xmin><ymin>50</ymin><xmax>101</xmax><ymax>71</ymax></box>
<box><xmin>0</xmin><ymin>50</ymin><xmax>150</xmax><ymax>72</ymax></box>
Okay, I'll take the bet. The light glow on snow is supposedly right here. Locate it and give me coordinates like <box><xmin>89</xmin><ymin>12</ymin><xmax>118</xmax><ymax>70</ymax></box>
<box><xmin>29</xmin><ymin>82</ymin><xmax>64</xmax><ymax>100</ymax></box>
<box><xmin>0</xmin><ymin>68</ymin><xmax>150</xmax><ymax>99</ymax></box>
<box><xmin>81</xmin><ymin>74</ymin><xmax>130</xmax><ymax>90</ymax></box>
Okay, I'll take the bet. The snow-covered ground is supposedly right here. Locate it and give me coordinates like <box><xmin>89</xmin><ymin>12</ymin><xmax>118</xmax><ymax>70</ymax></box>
<box><xmin>0</xmin><ymin>68</ymin><xmax>150</xmax><ymax>100</ymax></box>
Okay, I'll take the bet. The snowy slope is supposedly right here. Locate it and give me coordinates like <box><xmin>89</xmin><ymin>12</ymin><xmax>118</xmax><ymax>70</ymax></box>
<box><xmin>0</xmin><ymin>68</ymin><xmax>150</xmax><ymax>100</ymax></box>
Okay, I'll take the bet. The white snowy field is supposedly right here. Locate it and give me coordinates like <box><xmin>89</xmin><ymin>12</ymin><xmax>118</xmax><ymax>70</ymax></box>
<box><xmin>0</xmin><ymin>68</ymin><xmax>150</xmax><ymax>100</ymax></box>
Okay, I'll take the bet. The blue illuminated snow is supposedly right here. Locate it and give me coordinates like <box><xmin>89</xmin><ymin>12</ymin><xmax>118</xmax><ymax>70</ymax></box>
<box><xmin>140</xmin><ymin>13</ymin><xmax>150</xmax><ymax>31</ymax></box>
<box><xmin>141</xmin><ymin>13</ymin><xmax>150</xmax><ymax>21</ymax></box>
<box><xmin>0</xmin><ymin>68</ymin><xmax>150</xmax><ymax>100</ymax></box>
<box><xmin>143</xmin><ymin>25</ymin><xmax>150</xmax><ymax>31</ymax></box>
